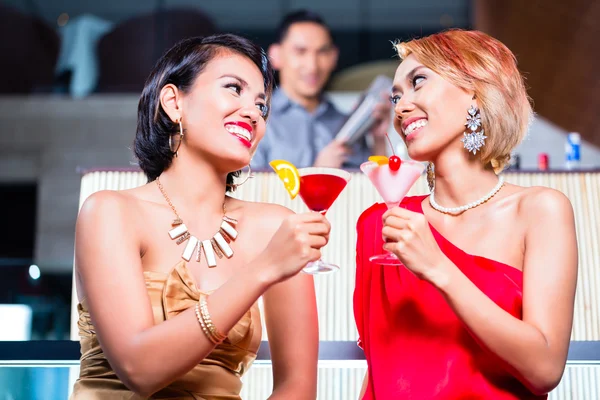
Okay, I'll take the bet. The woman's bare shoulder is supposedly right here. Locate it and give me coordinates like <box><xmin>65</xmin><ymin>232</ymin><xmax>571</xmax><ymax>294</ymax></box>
<box><xmin>509</xmin><ymin>185</ymin><xmax>573</xmax><ymax>217</ymax></box>
<box><xmin>500</xmin><ymin>185</ymin><xmax>574</xmax><ymax>232</ymax></box>
<box><xmin>78</xmin><ymin>184</ymin><xmax>156</xmax><ymax>227</ymax></box>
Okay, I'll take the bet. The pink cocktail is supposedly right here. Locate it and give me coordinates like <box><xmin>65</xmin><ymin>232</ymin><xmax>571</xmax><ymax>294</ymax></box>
<box><xmin>298</xmin><ymin>167</ymin><xmax>351</xmax><ymax>274</ymax></box>
<box><xmin>360</xmin><ymin>159</ymin><xmax>425</xmax><ymax>265</ymax></box>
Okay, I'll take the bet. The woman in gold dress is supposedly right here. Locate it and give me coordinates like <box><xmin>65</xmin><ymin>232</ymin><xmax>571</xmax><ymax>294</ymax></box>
<box><xmin>71</xmin><ymin>34</ymin><xmax>327</xmax><ymax>399</ymax></box>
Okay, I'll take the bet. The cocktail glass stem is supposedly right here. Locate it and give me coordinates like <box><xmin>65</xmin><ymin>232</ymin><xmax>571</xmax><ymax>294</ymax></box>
<box><xmin>368</xmin><ymin>202</ymin><xmax>406</xmax><ymax>266</ymax></box>
<box><xmin>302</xmin><ymin>210</ymin><xmax>338</xmax><ymax>274</ymax></box>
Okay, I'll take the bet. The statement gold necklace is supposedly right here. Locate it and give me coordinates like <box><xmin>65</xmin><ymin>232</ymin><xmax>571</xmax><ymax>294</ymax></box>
<box><xmin>156</xmin><ymin>178</ymin><xmax>238</xmax><ymax>267</ymax></box>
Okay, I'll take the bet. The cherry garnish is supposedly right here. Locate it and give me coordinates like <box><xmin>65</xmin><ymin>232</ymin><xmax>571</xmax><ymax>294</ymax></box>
<box><xmin>389</xmin><ymin>155</ymin><xmax>401</xmax><ymax>171</ymax></box>
<box><xmin>385</xmin><ymin>133</ymin><xmax>401</xmax><ymax>171</ymax></box>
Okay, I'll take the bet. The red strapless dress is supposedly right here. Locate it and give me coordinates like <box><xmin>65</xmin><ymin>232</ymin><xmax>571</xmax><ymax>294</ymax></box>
<box><xmin>354</xmin><ymin>196</ymin><xmax>547</xmax><ymax>400</ymax></box>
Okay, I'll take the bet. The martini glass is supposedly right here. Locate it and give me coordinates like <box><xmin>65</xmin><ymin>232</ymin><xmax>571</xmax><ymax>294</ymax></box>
<box><xmin>360</xmin><ymin>159</ymin><xmax>425</xmax><ymax>266</ymax></box>
<box><xmin>297</xmin><ymin>167</ymin><xmax>352</xmax><ymax>274</ymax></box>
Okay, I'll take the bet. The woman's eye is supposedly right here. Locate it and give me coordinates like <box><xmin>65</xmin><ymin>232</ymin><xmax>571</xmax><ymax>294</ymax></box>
<box><xmin>389</xmin><ymin>94</ymin><xmax>401</xmax><ymax>105</ymax></box>
<box><xmin>413</xmin><ymin>75</ymin><xmax>425</xmax><ymax>87</ymax></box>
<box><xmin>226</xmin><ymin>83</ymin><xmax>242</xmax><ymax>95</ymax></box>
<box><xmin>256</xmin><ymin>103</ymin><xmax>269</xmax><ymax>118</ymax></box>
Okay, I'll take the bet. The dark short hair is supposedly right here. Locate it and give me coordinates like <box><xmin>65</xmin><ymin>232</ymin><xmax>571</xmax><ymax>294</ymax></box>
<box><xmin>134</xmin><ymin>34</ymin><xmax>275</xmax><ymax>189</ymax></box>
<box><xmin>275</xmin><ymin>9</ymin><xmax>333</xmax><ymax>43</ymax></box>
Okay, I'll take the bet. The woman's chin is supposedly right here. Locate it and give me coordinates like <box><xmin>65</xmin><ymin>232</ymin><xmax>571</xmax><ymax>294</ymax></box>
<box><xmin>216</xmin><ymin>155</ymin><xmax>251</xmax><ymax>174</ymax></box>
<box><xmin>406</xmin><ymin>140</ymin><xmax>444</xmax><ymax>162</ymax></box>
<box><xmin>406</xmin><ymin>148</ymin><xmax>430</xmax><ymax>162</ymax></box>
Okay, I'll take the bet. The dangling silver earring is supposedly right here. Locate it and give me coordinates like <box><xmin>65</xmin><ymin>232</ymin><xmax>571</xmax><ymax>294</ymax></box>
<box><xmin>461</xmin><ymin>105</ymin><xmax>487</xmax><ymax>155</ymax></box>
<box><xmin>226</xmin><ymin>161</ymin><xmax>254</xmax><ymax>191</ymax></box>
<box><xmin>169</xmin><ymin>118</ymin><xmax>184</xmax><ymax>157</ymax></box>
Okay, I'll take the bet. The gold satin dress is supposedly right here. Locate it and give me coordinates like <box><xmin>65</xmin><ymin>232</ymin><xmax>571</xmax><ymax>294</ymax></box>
<box><xmin>71</xmin><ymin>261</ymin><xmax>262</xmax><ymax>399</ymax></box>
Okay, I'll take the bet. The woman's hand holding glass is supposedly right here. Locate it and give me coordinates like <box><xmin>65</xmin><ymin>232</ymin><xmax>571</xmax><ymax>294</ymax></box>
<box><xmin>381</xmin><ymin>206</ymin><xmax>448</xmax><ymax>282</ymax></box>
<box><xmin>258</xmin><ymin>212</ymin><xmax>331</xmax><ymax>284</ymax></box>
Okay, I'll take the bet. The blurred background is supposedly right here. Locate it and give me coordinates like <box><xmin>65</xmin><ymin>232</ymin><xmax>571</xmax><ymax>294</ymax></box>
<box><xmin>0</xmin><ymin>0</ymin><xmax>599</xmax><ymax>398</ymax></box>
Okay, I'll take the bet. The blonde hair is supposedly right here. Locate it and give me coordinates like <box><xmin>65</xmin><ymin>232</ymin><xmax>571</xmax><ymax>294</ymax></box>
<box><xmin>395</xmin><ymin>29</ymin><xmax>532</xmax><ymax>172</ymax></box>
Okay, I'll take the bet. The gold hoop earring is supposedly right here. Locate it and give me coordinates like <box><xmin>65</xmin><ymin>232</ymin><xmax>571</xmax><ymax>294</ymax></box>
<box><xmin>226</xmin><ymin>162</ymin><xmax>254</xmax><ymax>191</ymax></box>
<box><xmin>427</xmin><ymin>162</ymin><xmax>435</xmax><ymax>192</ymax></box>
<box><xmin>169</xmin><ymin>119</ymin><xmax>184</xmax><ymax>157</ymax></box>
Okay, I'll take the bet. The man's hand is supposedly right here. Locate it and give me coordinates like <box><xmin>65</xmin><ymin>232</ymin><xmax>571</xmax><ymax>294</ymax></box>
<box><xmin>313</xmin><ymin>140</ymin><xmax>351</xmax><ymax>168</ymax></box>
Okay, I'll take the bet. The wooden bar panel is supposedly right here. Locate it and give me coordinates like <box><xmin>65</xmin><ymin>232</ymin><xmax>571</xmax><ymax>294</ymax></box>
<box><xmin>474</xmin><ymin>0</ymin><xmax>600</xmax><ymax>147</ymax></box>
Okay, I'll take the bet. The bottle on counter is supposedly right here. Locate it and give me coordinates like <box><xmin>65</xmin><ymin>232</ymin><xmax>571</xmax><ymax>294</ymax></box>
<box><xmin>538</xmin><ymin>153</ymin><xmax>549</xmax><ymax>171</ymax></box>
<box><xmin>509</xmin><ymin>154</ymin><xmax>521</xmax><ymax>171</ymax></box>
<box><xmin>565</xmin><ymin>132</ymin><xmax>581</xmax><ymax>170</ymax></box>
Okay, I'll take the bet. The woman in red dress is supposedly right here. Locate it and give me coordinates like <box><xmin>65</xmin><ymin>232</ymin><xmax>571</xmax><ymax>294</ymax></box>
<box><xmin>354</xmin><ymin>29</ymin><xmax>578</xmax><ymax>399</ymax></box>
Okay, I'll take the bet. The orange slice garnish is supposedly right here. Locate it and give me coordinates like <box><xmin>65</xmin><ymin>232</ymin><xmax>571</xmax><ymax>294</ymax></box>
<box><xmin>269</xmin><ymin>160</ymin><xmax>301</xmax><ymax>199</ymax></box>
<box><xmin>368</xmin><ymin>155</ymin><xmax>389</xmax><ymax>166</ymax></box>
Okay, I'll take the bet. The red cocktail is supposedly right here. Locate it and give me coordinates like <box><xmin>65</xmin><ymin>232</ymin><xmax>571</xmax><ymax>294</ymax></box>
<box><xmin>298</xmin><ymin>167</ymin><xmax>351</xmax><ymax>274</ymax></box>
<box><xmin>299</xmin><ymin>174</ymin><xmax>348</xmax><ymax>214</ymax></box>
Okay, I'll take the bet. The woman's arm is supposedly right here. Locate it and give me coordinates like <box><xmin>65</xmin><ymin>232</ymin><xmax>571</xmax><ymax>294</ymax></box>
<box><xmin>264</xmin><ymin>273</ymin><xmax>319</xmax><ymax>399</ymax></box>
<box><xmin>359</xmin><ymin>371</ymin><xmax>369</xmax><ymax>399</ymax></box>
<box><xmin>258</xmin><ymin>205</ymin><xmax>319</xmax><ymax>399</ymax></box>
<box><xmin>428</xmin><ymin>189</ymin><xmax>578</xmax><ymax>394</ymax></box>
<box><xmin>76</xmin><ymin>191</ymin><xmax>328</xmax><ymax>397</ymax></box>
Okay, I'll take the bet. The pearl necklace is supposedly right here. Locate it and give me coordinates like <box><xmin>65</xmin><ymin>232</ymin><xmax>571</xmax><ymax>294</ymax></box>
<box><xmin>429</xmin><ymin>176</ymin><xmax>505</xmax><ymax>215</ymax></box>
